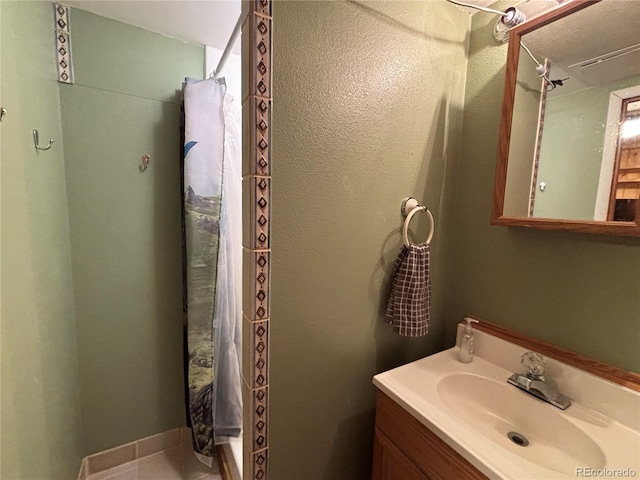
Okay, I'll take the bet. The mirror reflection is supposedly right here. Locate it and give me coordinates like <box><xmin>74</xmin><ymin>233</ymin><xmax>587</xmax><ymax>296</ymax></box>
<box><xmin>501</xmin><ymin>0</ymin><xmax>640</xmax><ymax>226</ymax></box>
<box><xmin>611</xmin><ymin>97</ymin><xmax>640</xmax><ymax>221</ymax></box>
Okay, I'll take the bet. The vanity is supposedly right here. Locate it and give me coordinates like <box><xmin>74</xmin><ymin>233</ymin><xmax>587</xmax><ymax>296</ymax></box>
<box><xmin>373</xmin><ymin>388</ymin><xmax>486</xmax><ymax>480</ymax></box>
<box><xmin>372</xmin><ymin>320</ymin><xmax>640</xmax><ymax>480</ymax></box>
<box><xmin>372</xmin><ymin>1</ymin><xmax>640</xmax><ymax>473</ymax></box>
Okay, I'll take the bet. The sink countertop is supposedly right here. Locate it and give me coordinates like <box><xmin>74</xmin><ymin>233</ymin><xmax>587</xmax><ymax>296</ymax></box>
<box><xmin>373</xmin><ymin>336</ymin><xmax>640</xmax><ymax>480</ymax></box>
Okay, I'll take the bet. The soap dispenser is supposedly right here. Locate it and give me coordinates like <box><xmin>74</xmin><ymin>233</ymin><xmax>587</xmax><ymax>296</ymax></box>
<box><xmin>459</xmin><ymin>317</ymin><xmax>479</xmax><ymax>363</ymax></box>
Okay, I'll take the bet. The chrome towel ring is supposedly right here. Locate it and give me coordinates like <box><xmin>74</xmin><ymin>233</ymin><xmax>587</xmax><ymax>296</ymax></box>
<box><xmin>401</xmin><ymin>197</ymin><xmax>434</xmax><ymax>247</ymax></box>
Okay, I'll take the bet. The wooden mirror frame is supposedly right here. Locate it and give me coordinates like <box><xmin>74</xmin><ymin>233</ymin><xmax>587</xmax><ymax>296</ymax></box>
<box><xmin>491</xmin><ymin>0</ymin><xmax>640</xmax><ymax>237</ymax></box>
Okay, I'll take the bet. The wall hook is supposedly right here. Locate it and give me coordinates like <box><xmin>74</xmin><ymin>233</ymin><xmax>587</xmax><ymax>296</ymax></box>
<box><xmin>140</xmin><ymin>154</ymin><xmax>151</xmax><ymax>172</ymax></box>
<box><xmin>0</xmin><ymin>108</ymin><xmax>6</xmax><ymax>122</ymax></box>
<box><xmin>33</xmin><ymin>129</ymin><xmax>55</xmax><ymax>151</ymax></box>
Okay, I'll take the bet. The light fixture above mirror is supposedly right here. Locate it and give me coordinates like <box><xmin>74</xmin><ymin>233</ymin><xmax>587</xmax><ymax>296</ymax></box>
<box><xmin>491</xmin><ymin>0</ymin><xmax>640</xmax><ymax>236</ymax></box>
<box><xmin>445</xmin><ymin>0</ymin><xmax>566</xmax><ymax>43</ymax></box>
<box><xmin>446</xmin><ymin>0</ymin><xmax>527</xmax><ymax>42</ymax></box>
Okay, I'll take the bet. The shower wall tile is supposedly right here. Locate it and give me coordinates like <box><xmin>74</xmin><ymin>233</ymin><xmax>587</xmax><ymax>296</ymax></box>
<box><xmin>86</xmin><ymin>442</ymin><xmax>137</xmax><ymax>474</ymax></box>
<box><xmin>78</xmin><ymin>428</ymin><xmax>221</xmax><ymax>480</ymax></box>
<box><xmin>54</xmin><ymin>3</ymin><xmax>74</xmax><ymax>84</ymax></box>
<box><xmin>254</xmin><ymin>250</ymin><xmax>270</xmax><ymax>320</ymax></box>
<box><xmin>242</xmin><ymin>1</ymin><xmax>272</xmax><ymax>478</ymax></box>
<box><xmin>243</xmin><ymin>97</ymin><xmax>272</xmax><ymax>177</ymax></box>
<box><xmin>242</xmin><ymin>249</ymin><xmax>252</xmax><ymax>322</ymax></box>
<box><xmin>242</xmin><ymin>100</ymin><xmax>251</xmax><ymax>176</ymax></box>
<box><xmin>254</xmin><ymin>0</ymin><xmax>272</xmax><ymax>18</ymax></box>
<box><xmin>245</xmin><ymin>13</ymin><xmax>272</xmax><ymax>100</ymax></box>
<box><xmin>243</xmin><ymin>176</ymin><xmax>271</xmax><ymax>250</ymax></box>
<box><xmin>250</xmin><ymin>387</ymin><xmax>269</xmax><ymax>454</ymax></box>
<box><xmin>77</xmin><ymin>459</ymin><xmax>87</xmax><ymax>480</ymax></box>
<box><xmin>251</xmin><ymin>449</ymin><xmax>268</xmax><ymax>480</ymax></box>
<box><xmin>242</xmin><ymin>177</ymin><xmax>252</xmax><ymax>248</ymax></box>
<box><xmin>255</xmin><ymin>98</ymin><xmax>272</xmax><ymax>176</ymax></box>
<box><xmin>54</xmin><ymin>2</ymin><xmax>70</xmax><ymax>33</ymax></box>
<box><xmin>254</xmin><ymin>177</ymin><xmax>270</xmax><ymax>250</ymax></box>
<box><xmin>242</xmin><ymin>314</ymin><xmax>252</xmax><ymax>386</ymax></box>
<box><xmin>241</xmin><ymin>383</ymin><xmax>253</xmax><ymax>478</ymax></box>
<box><xmin>137</xmin><ymin>428</ymin><xmax>181</xmax><ymax>458</ymax></box>
<box><xmin>242</xmin><ymin>249</ymin><xmax>270</xmax><ymax>321</ymax></box>
<box><xmin>137</xmin><ymin>447</ymin><xmax>182</xmax><ymax>480</ymax></box>
<box><xmin>242</xmin><ymin>378</ymin><xmax>252</xmax><ymax>434</ymax></box>
<box><xmin>241</xmin><ymin>383</ymin><xmax>270</xmax><ymax>480</ymax></box>
<box><xmin>88</xmin><ymin>462</ymin><xmax>138</xmax><ymax>480</ymax></box>
<box><xmin>252</xmin><ymin>321</ymin><xmax>269</xmax><ymax>389</ymax></box>
<box><xmin>241</xmin><ymin>251</ymin><xmax>270</xmax><ymax>387</ymax></box>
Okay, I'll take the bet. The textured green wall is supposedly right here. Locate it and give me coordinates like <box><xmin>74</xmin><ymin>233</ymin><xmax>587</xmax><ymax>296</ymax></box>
<box><xmin>448</xmin><ymin>9</ymin><xmax>640</xmax><ymax>372</ymax></box>
<box><xmin>1</xmin><ymin>2</ymin><xmax>84</xmax><ymax>478</ymax></box>
<box><xmin>60</xmin><ymin>8</ymin><xmax>203</xmax><ymax>455</ymax></box>
<box><xmin>271</xmin><ymin>2</ymin><xmax>470</xmax><ymax>477</ymax></box>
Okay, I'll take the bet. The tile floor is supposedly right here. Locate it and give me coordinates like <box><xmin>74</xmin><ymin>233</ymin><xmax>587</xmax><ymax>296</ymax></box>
<box><xmin>85</xmin><ymin>444</ymin><xmax>222</xmax><ymax>480</ymax></box>
<box><xmin>81</xmin><ymin>428</ymin><xmax>223</xmax><ymax>480</ymax></box>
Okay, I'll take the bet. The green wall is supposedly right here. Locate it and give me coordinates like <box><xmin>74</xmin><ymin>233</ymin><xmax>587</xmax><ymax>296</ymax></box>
<box><xmin>60</xmin><ymin>9</ymin><xmax>203</xmax><ymax>455</ymax></box>
<box><xmin>534</xmin><ymin>75</ymin><xmax>640</xmax><ymax>220</ymax></box>
<box><xmin>1</xmin><ymin>3</ymin><xmax>205</xmax><ymax>476</ymax></box>
<box><xmin>1</xmin><ymin>2</ymin><xmax>83</xmax><ymax>478</ymax></box>
<box><xmin>448</xmin><ymin>8</ymin><xmax>640</xmax><ymax>372</ymax></box>
<box><xmin>271</xmin><ymin>2</ymin><xmax>470</xmax><ymax>477</ymax></box>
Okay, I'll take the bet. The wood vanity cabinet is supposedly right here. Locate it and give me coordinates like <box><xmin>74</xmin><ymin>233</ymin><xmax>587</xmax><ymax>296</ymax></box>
<box><xmin>372</xmin><ymin>391</ymin><xmax>489</xmax><ymax>480</ymax></box>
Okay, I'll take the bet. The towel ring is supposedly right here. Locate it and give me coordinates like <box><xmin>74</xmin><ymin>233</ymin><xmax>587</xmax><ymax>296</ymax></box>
<box><xmin>401</xmin><ymin>197</ymin><xmax>434</xmax><ymax>247</ymax></box>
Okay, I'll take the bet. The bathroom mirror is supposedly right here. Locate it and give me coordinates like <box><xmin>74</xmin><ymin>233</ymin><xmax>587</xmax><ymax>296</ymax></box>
<box><xmin>491</xmin><ymin>0</ymin><xmax>640</xmax><ymax>236</ymax></box>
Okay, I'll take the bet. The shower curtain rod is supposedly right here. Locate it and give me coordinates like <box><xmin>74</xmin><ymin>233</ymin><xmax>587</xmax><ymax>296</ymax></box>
<box><xmin>211</xmin><ymin>12</ymin><xmax>246</xmax><ymax>79</ymax></box>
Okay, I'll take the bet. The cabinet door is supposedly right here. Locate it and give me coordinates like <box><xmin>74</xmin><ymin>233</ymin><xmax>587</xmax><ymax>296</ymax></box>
<box><xmin>373</xmin><ymin>428</ymin><xmax>431</xmax><ymax>480</ymax></box>
<box><xmin>374</xmin><ymin>391</ymin><xmax>488</xmax><ymax>480</ymax></box>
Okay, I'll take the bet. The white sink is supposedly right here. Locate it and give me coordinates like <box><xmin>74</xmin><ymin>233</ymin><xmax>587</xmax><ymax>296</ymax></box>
<box><xmin>373</xmin><ymin>329</ymin><xmax>640</xmax><ymax>480</ymax></box>
<box><xmin>437</xmin><ymin>372</ymin><xmax>605</xmax><ymax>475</ymax></box>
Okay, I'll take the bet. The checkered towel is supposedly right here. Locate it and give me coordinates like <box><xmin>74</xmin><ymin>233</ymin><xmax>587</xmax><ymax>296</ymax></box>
<box><xmin>385</xmin><ymin>242</ymin><xmax>431</xmax><ymax>337</ymax></box>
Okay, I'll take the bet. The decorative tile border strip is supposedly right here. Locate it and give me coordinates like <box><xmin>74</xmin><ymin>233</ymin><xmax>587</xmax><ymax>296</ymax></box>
<box><xmin>254</xmin><ymin>98</ymin><xmax>272</xmax><ymax>176</ymax></box>
<box><xmin>255</xmin><ymin>0</ymin><xmax>272</xmax><ymax>17</ymax></box>
<box><xmin>251</xmin><ymin>386</ymin><xmax>268</xmax><ymax>451</ymax></box>
<box><xmin>242</xmin><ymin>1</ymin><xmax>272</xmax><ymax>478</ymax></box>
<box><xmin>529</xmin><ymin>58</ymin><xmax>550</xmax><ymax>216</ymax></box>
<box><xmin>251</xmin><ymin>321</ymin><xmax>269</xmax><ymax>389</ymax></box>
<box><xmin>252</xmin><ymin>448</ymin><xmax>268</xmax><ymax>480</ymax></box>
<box><xmin>254</xmin><ymin>177</ymin><xmax>271</xmax><ymax>250</ymax></box>
<box><xmin>53</xmin><ymin>3</ymin><xmax>74</xmax><ymax>84</ymax></box>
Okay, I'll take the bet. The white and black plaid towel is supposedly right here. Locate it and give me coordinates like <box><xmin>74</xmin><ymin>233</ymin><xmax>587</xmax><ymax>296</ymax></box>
<box><xmin>385</xmin><ymin>242</ymin><xmax>431</xmax><ymax>337</ymax></box>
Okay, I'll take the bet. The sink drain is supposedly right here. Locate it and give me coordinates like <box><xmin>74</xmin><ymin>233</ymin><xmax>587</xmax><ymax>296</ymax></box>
<box><xmin>507</xmin><ymin>431</ymin><xmax>529</xmax><ymax>447</ymax></box>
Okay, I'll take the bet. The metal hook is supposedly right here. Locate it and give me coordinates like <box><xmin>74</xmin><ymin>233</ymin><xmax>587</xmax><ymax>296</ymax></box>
<box><xmin>33</xmin><ymin>129</ymin><xmax>55</xmax><ymax>151</ymax></box>
<box><xmin>140</xmin><ymin>154</ymin><xmax>150</xmax><ymax>172</ymax></box>
<box><xmin>0</xmin><ymin>108</ymin><xmax>7</xmax><ymax>122</ymax></box>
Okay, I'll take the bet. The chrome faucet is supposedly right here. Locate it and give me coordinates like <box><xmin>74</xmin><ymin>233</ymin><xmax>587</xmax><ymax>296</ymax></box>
<box><xmin>507</xmin><ymin>351</ymin><xmax>571</xmax><ymax>410</ymax></box>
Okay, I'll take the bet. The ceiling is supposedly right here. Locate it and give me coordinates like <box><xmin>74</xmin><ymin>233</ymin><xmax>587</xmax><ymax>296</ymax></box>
<box><xmin>65</xmin><ymin>1</ymin><xmax>242</xmax><ymax>53</ymax></box>
<box><xmin>524</xmin><ymin>0</ymin><xmax>640</xmax><ymax>88</ymax></box>
<box><xmin>63</xmin><ymin>0</ymin><xmax>565</xmax><ymax>57</ymax></box>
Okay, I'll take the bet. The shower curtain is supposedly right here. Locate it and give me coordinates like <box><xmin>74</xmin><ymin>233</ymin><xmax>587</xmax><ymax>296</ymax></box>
<box><xmin>182</xmin><ymin>78</ymin><xmax>242</xmax><ymax>464</ymax></box>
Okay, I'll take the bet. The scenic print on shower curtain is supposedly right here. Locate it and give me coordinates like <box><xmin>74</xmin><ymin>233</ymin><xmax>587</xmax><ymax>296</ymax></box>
<box><xmin>182</xmin><ymin>78</ymin><xmax>242</xmax><ymax>462</ymax></box>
